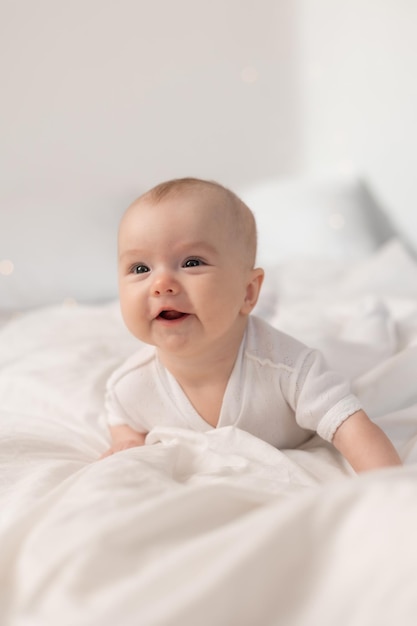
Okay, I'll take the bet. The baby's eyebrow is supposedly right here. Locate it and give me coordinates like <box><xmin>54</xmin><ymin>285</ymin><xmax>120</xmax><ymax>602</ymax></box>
<box><xmin>179</xmin><ymin>241</ymin><xmax>218</xmax><ymax>254</ymax></box>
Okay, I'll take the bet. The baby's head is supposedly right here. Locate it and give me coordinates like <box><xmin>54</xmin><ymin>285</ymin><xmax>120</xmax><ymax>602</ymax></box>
<box><xmin>121</xmin><ymin>177</ymin><xmax>258</xmax><ymax>269</ymax></box>
<box><xmin>118</xmin><ymin>177</ymin><xmax>264</xmax><ymax>353</ymax></box>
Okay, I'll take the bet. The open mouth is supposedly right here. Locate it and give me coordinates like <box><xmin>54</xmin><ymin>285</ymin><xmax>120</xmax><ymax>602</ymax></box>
<box><xmin>157</xmin><ymin>310</ymin><xmax>188</xmax><ymax>321</ymax></box>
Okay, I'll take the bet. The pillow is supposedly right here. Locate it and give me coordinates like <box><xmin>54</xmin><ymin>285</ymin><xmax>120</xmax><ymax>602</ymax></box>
<box><xmin>238</xmin><ymin>174</ymin><xmax>396</xmax><ymax>266</ymax></box>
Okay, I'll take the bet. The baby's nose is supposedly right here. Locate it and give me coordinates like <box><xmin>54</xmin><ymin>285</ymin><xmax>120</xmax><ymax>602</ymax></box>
<box><xmin>151</xmin><ymin>272</ymin><xmax>179</xmax><ymax>296</ymax></box>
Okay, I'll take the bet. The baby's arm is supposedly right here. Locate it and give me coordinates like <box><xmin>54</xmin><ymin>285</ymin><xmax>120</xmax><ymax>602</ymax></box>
<box><xmin>100</xmin><ymin>424</ymin><xmax>147</xmax><ymax>459</ymax></box>
<box><xmin>332</xmin><ymin>410</ymin><xmax>401</xmax><ymax>472</ymax></box>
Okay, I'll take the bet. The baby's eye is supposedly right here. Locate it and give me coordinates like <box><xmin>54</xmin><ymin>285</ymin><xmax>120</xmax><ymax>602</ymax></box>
<box><xmin>183</xmin><ymin>258</ymin><xmax>204</xmax><ymax>268</ymax></box>
<box><xmin>131</xmin><ymin>264</ymin><xmax>150</xmax><ymax>274</ymax></box>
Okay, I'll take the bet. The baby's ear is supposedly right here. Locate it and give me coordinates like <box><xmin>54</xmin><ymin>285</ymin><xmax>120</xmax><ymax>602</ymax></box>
<box><xmin>241</xmin><ymin>268</ymin><xmax>264</xmax><ymax>314</ymax></box>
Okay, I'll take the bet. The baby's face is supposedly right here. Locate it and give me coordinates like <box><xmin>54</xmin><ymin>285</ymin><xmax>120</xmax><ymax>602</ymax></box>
<box><xmin>118</xmin><ymin>188</ymin><xmax>263</xmax><ymax>359</ymax></box>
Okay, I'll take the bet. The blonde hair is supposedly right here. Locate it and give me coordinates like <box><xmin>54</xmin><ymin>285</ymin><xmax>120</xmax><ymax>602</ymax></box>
<box><xmin>137</xmin><ymin>177</ymin><xmax>258</xmax><ymax>267</ymax></box>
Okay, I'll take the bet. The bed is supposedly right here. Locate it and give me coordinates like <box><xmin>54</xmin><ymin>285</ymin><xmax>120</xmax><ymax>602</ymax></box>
<box><xmin>1</xmin><ymin>175</ymin><xmax>417</xmax><ymax>625</ymax></box>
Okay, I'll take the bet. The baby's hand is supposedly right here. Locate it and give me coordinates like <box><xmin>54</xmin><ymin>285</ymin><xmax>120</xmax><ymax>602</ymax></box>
<box><xmin>100</xmin><ymin>432</ymin><xmax>147</xmax><ymax>459</ymax></box>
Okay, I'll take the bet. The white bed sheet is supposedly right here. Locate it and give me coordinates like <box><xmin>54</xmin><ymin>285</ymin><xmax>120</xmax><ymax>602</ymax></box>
<box><xmin>1</xmin><ymin>238</ymin><xmax>417</xmax><ymax>625</ymax></box>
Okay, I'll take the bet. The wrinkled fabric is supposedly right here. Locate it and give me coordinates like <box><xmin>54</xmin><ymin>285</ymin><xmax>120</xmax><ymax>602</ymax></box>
<box><xmin>1</xmin><ymin>239</ymin><xmax>417</xmax><ymax>626</ymax></box>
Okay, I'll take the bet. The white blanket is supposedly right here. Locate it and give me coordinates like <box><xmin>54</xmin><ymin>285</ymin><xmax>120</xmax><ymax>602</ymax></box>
<box><xmin>1</xmin><ymin>239</ymin><xmax>417</xmax><ymax>625</ymax></box>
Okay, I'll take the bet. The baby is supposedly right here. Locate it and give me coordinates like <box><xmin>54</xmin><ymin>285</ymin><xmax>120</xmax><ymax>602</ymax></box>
<box><xmin>102</xmin><ymin>177</ymin><xmax>401</xmax><ymax>472</ymax></box>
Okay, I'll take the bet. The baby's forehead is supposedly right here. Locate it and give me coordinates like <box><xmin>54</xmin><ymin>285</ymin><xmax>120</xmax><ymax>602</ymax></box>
<box><xmin>127</xmin><ymin>186</ymin><xmax>234</xmax><ymax>224</ymax></box>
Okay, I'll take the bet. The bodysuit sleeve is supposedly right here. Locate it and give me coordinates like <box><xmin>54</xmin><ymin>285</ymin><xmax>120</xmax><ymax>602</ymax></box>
<box><xmin>292</xmin><ymin>349</ymin><xmax>362</xmax><ymax>442</ymax></box>
<box><xmin>104</xmin><ymin>383</ymin><xmax>136</xmax><ymax>428</ymax></box>
<box><xmin>102</xmin><ymin>349</ymin><xmax>152</xmax><ymax>433</ymax></box>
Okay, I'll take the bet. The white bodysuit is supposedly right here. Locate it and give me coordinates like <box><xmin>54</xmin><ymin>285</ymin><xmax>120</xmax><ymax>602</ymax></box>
<box><xmin>104</xmin><ymin>315</ymin><xmax>362</xmax><ymax>449</ymax></box>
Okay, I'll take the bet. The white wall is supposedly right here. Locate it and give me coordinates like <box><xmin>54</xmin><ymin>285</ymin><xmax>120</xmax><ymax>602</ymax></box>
<box><xmin>295</xmin><ymin>0</ymin><xmax>417</xmax><ymax>248</ymax></box>
<box><xmin>1</xmin><ymin>0</ymin><xmax>299</xmax><ymax>197</ymax></box>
